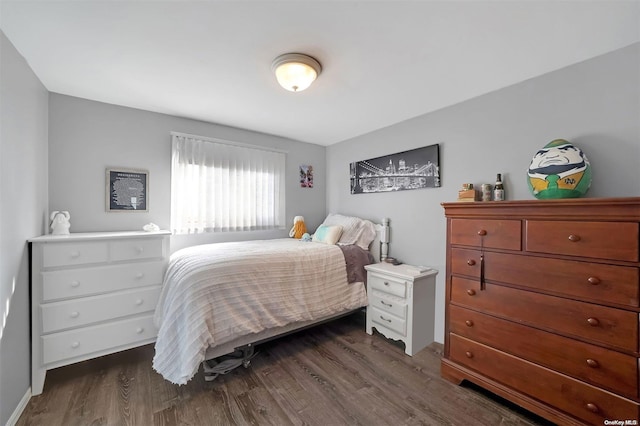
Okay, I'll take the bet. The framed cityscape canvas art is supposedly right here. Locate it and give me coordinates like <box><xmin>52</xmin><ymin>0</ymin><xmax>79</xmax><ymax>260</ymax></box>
<box><xmin>350</xmin><ymin>144</ymin><xmax>440</xmax><ymax>194</ymax></box>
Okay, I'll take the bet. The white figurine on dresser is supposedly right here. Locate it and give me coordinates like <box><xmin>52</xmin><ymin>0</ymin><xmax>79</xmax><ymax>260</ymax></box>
<box><xmin>28</xmin><ymin>230</ymin><xmax>171</xmax><ymax>395</ymax></box>
<box><xmin>365</xmin><ymin>262</ymin><xmax>438</xmax><ymax>356</ymax></box>
<box><xmin>49</xmin><ymin>211</ymin><xmax>71</xmax><ymax>235</ymax></box>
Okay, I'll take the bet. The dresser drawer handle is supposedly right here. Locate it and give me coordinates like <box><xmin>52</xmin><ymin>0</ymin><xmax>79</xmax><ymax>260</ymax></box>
<box><xmin>135</xmin><ymin>273</ymin><xmax>145</xmax><ymax>279</ymax></box>
<box><xmin>465</xmin><ymin>351</ymin><xmax>473</xmax><ymax>358</ymax></box>
<box><xmin>71</xmin><ymin>341</ymin><xmax>80</xmax><ymax>349</ymax></box>
<box><xmin>70</xmin><ymin>280</ymin><xmax>80</xmax><ymax>288</ymax></box>
<box><xmin>466</xmin><ymin>289</ymin><xmax>476</xmax><ymax>296</ymax></box>
<box><xmin>383</xmin><ymin>281</ymin><xmax>390</xmax><ymax>286</ymax></box>
<box><xmin>466</xmin><ymin>259</ymin><xmax>476</xmax><ymax>266</ymax></box>
<box><xmin>587</xmin><ymin>276</ymin><xmax>600</xmax><ymax>285</ymax></box>
<box><xmin>585</xmin><ymin>403</ymin><xmax>599</xmax><ymax>414</ymax></box>
<box><xmin>136</xmin><ymin>327</ymin><xmax>145</xmax><ymax>334</ymax></box>
<box><xmin>379</xmin><ymin>315</ymin><xmax>392</xmax><ymax>323</ymax></box>
<box><xmin>587</xmin><ymin>317</ymin><xmax>600</xmax><ymax>326</ymax></box>
<box><xmin>380</xmin><ymin>301</ymin><xmax>392</xmax><ymax>308</ymax></box>
<box><xmin>586</xmin><ymin>358</ymin><xmax>599</xmax><ymax>368</ymax></box>
<box><xmin>465</xmin><ymin>320</ymin><xmax>474</xmax><ymax>327</ymax></box>
<box><xmin>136</xmin><ymin>247</ymin><xmax>144</xmax><ymax>254</ymax></box>
<box><xmin>477</xmin><ymin>230</ymin><xmax>487</xmax><ymax>236</ymax></box>
<box><xmin>70</xmin><ymin>251</ymin><xmax>80</xmax><ymax>258</ymax></box>
<box><xmin>135</xmin><ymin>299</ymin><xmax>144</xmax><ymax>306</ymax></box>
<box><xmin>568</xmin><ymin>234</ymin><xmax>581</xmax><ymax>242</ymax></box>
<box><xmin>70</xmin><ymin>311</ymin><xmax>79</xmax><ymax>318</ymax></box>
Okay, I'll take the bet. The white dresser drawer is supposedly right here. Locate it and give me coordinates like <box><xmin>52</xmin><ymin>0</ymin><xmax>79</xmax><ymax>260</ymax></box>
<box><xmin>42</xmin><ymin>242</ymin><xmax>109</xmax><ymax>268</ymax></box>
<box><xmin>110</xmin><ymin>238</ymin><xmax>164</xmax><ymax>262</ymax></box>
<box><xmin>370</xmin><ymin>306</ymin><xmax>406</xmax><ymax>335</ymax></box>
<box><xmin>369</xmin><ymin>273</ymin><xmax>407</xmax><ymax>298</ymax></box>
<box><xmin>41</xmin><ymin>286</ymin><xmax>161</xmax><ymax>333</ymax></box>
<box><xmin>369</xmin><ymin>291</ymin><xmax>407</xmax><ymax>319</ymax></box>
<box><xmin>41</xmin><ymin>260</ymin><xmax>165</xmax><ymax>301</ymax></box>
<box><xmin>42</xmin><ymin>314</ymin><xmax>157</xmax><ymax>365</ymax></box>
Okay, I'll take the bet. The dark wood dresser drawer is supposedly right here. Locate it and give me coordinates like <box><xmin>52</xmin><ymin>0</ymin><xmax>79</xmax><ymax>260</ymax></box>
<box><xmin>449</xmin><ymin>305</ymin><xmax>638</xmax><ymax>399</ymax></box>
<box><xmin>450</xmin><ymin>219</ymin><xmax>521</xmax><ymax>250</ymax></box>
<box><xmin>451</xmin><ymin>277</ymin><xmax>638</xmax><ymax>352</ymax></box>
<box><xmin>449</xmin><ymin>334</ymin><xmax>640</xmax><ymax>425</ymax></box>
<box><xmin>483</xmin><ymin>251</ymin><xmax>640</xmax><ymax>307</ymax></box>
<box><xmin>526</xmin><ymin>220</ymin><xmax>639</xmax><ymax>261</ymax></box>
<box><xmin>450</xmin><ymin>248</ymin><xmax>482</xmax><ymax>279</ymax></box>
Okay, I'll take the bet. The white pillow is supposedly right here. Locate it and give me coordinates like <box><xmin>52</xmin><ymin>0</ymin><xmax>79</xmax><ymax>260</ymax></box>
<box><xmin>312</xmin><ymin>225</ymin><xmax>343</xmax><ymax>245</ymax></box>
<box><xmin>320</xmin><ymin>214</ymin><xmax>377</xmax><ymax>249</ymax></box>
<box><xmin>320</xmin><ymin>214</ymin><xmax>361</xmax><ymax>244</ymax></box>
<box><xmin>355</xmin><ymin>219</ymin><xmax>377</xmax><ymax>250</ymax></box>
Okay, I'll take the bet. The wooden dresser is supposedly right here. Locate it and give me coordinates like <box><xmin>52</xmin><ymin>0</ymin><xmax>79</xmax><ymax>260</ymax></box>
<box><xmin>441</xmin><ymin>198</ymin><xmax>640</xmax><ymax>425</ymax></box>
<box><xmin>29</xmin><ymin>230</ymin><xmax>171</xmax><ymax>395</ymax></box>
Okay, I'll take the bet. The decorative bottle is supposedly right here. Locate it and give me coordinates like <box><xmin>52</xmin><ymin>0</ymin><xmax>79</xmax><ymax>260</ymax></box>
<box><xmin>493</xmin><ymin>174</ymin><xmax>505</xmax><ymax>201</ymax></box>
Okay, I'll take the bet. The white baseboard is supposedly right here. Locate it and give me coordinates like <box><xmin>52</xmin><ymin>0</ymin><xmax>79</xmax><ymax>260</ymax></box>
<box><xmin>5</xmin><ymin>387</ymin><xmax>30</xmax><ymax>426</ymax></box>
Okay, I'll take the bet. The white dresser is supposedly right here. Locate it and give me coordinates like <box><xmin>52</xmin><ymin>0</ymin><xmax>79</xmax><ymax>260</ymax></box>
<box><xmin>365</xmin><ymin>262</ymin><xmax>438</xmax><ymax>356</ymax></box>
<box><xmin>29</xmin><ymin>230</ymin><xmax>171</xmax><ymax>395</ymax></box>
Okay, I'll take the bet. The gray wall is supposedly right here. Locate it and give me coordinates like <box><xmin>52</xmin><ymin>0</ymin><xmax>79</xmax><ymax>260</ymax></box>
<box><xmin>0</xmin><ymin>31</ymin><xmax>49</xmax><ymax>425</ymax></box>
<box><xmin>327</xmin><ymin>43</ymin><xmax>640</xmax><ymax>344</ymax></box>
<box><xmin>48</xmin><ymin>94</ymin><xmax>327</xmax><ymax>253</ymax></box>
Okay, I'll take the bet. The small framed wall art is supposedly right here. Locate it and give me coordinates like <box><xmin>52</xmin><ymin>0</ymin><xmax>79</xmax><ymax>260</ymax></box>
<box><xmin>106</xmin><ymin>167</ymin><xmax>148</xmax><ymax>212</ymax></box>
<box><xmin>300</xmin><ymin>164</ymin><xmax>314</xmax><ymax>188</ymax></box>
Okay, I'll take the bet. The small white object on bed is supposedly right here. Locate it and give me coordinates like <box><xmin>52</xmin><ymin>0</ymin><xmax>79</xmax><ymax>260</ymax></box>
<box><xmin>153</xmin><ymin>215</ymin><xmax>389</xmax><ymax>385</ymax></box>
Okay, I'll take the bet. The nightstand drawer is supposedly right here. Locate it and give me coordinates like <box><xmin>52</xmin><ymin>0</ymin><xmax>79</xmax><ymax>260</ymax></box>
<box><xmin>41</xmin><ymin>286</ymin><xmax>161</xmax><ymax>333</ymax></box>
<box><xmin>369</xmin><ymin>273</ymin><xmax>406</xmax><ymax>298</ymax></box>
<box><xmin>369</xmin><ymin>291</ymin><xmax>407</xmax><ymax>319</ymax></box>
<box><xmin>370</xmin><ymin>306</ymin><xmax>406</xmax><ymax>335</ymax></box>
<box><xmin>42</xmin><ymin>314</ymin><xmax>157</xmax><ymax>365</ymax></box>
<box><xmin>110</xmin><ymin>238</ymin><xmax>165</xmax><ymax>261</ymax></box>
<box><xmin>42</xmin><ymin>242</ymin><xmax>109</xmax><ymax>268</ymax></box>
<box><xmin>41</xmin><ymin>260</ymin><xmax>165</xmax><ymax>301</ymax></box>
<box><xmin>526</xmin><ymin>220</ymin><xmax>639</xmax><ymax>262</ymax></box>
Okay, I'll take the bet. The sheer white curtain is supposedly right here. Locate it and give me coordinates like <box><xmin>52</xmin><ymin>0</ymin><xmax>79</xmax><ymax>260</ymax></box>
<box><xmin>171</xmin><ymin>133</ymin><xmax>286</xmax><ymax>234</ymax></box>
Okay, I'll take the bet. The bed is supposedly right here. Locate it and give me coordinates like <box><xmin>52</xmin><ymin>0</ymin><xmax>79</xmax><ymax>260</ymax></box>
<box><xmin>152</xmin><ymin>214</ymin><xmax>390</xmax><ymax>385</ymax></box>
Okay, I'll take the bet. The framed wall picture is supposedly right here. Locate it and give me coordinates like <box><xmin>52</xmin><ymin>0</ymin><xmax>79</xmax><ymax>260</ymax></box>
<box><xmin>106</xmin><ymin>168</ymin><xmax>148</xmax><ymax>212</ymax></box>
<box><xmin>300</xmin><ymin>164</ymin><xmax>314</xmax><ymax>188</ymax></box>
<box><xmin>350</xmin><ymin>144</ymin><xmax>440</xmax><ymax>194</ymax></box>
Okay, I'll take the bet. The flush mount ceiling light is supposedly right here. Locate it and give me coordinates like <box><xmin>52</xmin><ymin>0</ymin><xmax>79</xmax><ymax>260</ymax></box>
<box><xmin>272</xmin><ymin>53</ymin><xmax>322</xmax><ymax>92</ymax></box>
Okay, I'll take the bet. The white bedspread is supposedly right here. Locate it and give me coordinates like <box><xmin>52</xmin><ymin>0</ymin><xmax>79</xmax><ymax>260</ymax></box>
<box><xmin>153</xmin><ymin>238</ymin><xmax>368</xmax><ymax>385</ymax></box>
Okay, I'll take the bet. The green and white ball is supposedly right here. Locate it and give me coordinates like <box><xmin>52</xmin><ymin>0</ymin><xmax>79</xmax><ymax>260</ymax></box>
<box><xmin>527</xmin><ymin>139</ymin><xmax>591</xmax><ymax>199</ymax></box>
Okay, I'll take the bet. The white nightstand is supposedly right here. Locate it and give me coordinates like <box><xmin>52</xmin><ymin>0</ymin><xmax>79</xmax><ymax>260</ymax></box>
<box><xmin>365</xmin><ymin>262</ymin><xmax>438</xmax><ymax>356</ymax></box>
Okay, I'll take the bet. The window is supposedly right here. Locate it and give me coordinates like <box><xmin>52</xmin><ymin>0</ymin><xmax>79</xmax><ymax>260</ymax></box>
<box><xmin>171</xmin><ymin>132</ymin><xmax>286</xmax><ymax>234</ymax></box>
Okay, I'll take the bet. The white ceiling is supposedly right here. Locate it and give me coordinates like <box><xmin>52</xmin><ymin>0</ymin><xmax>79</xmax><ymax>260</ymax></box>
<box><xmin>1</xmin><ymin>1</ymin><xmax>638</xmax><ymax>146</ymax></box>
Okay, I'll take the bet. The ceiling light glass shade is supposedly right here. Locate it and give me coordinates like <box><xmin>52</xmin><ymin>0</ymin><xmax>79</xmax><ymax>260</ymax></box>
<box><xmin>272</xmin><ymin>53</ymin><xmax>322</xmax><ymax>92</ymax></box>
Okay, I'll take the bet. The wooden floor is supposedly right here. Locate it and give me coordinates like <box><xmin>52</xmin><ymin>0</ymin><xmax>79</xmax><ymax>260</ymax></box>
<box><xmin>18</xmin><ymin>312</ymin><xmax>553</xmax><ymax>426</ymax></box>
